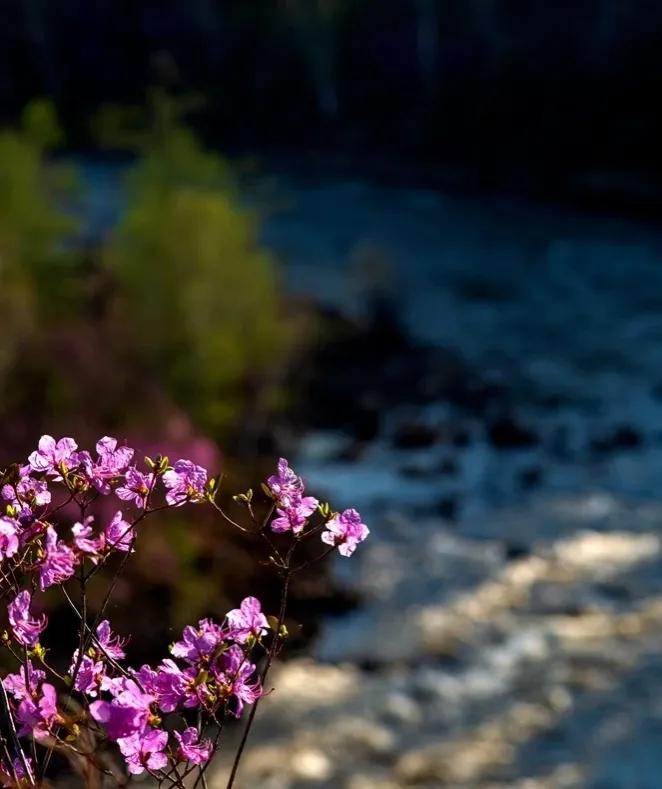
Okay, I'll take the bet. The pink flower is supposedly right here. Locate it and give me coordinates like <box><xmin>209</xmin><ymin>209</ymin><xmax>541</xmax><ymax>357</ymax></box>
<box><xmin>214</xmin><ymin>646</ymin><xmax>262</xmax><ymax>718</ymax></box>
<box><xmin>28</xmin><ymin>435</ymin><xmax>80</xmax><ymax>479</ymax></box>
<box><xmin>170</xmin><ymin>619</ymin><xmax>223</xmax><ymax>665</ymax></box>
<box><xmin>0</xmin><ymin>517</ymin><xmax>20</xmax><ymax>560</ymax></box>
<box><xmin>152</xmin><ymin>659</ymin><xmax>199</xmax><ymax>712</ymax></box>
<box><xmin>16</xmin><ymin>682</ymin><xmax>60</xmax><ymax>740</ymax></box>
<box><xmin>267</xmin><ymin>458</ymin><xmax>304</xmax><ymax>507</ymax></box>
<box><xmin>87</xmin><ymin>437</ymin><xmax>134</xmax><ymax>494</ymax></box>
<box><xmin>2</xmin><ymin>661</ymin><xmax>45</xmax><ymax>700</ymax></box>
<box><xmin>321</xmin><ymin>508</ymin><xmax>369</xmax><ymax>557</ymax></box>
<box><xmin>96</xmin><ymin>620</ymin><xmax>128</xmax><ymax>660</ymax></box>
<box><xmin>70</xmin><ymin>654</ymin><xmax>106</xmax><ymax>697</ymax></box>
<box><xmin>162</xmin><ymin>460</ymin><xmax>208</xmax><ymax>506</ymax></box>
<box><xmin>72</xmin><ymin>516</ymin><xmax>104</xmax><ymax>559</ymax></box>
<box><xmin>271</xmin><ymin>495</ymin><xmax>318</xmax><ymax>535</ymax></box>
<box><xmin>38</xmin><ymin>527</ymin><xmax>77</xmax><ymax>590</ymax></box>
<box><xmin>7</xmin><ymin>591</ymin><xmax>47</xmax><ymax>647</ymax></box>
<box><xmin>174</xmin><ymin>727</ymin><xmax>213</xmax><ymax>765</ymax></box>
<box><xmin>0</xmin><ymin>756</ymin><xmax>34</xmax><ymax>786</ymax></box>
<box><xmin>117</xmin><ymin>727</ymin><xmax>168</xmax><ymax>775</ymax></box>
<box><xmin>2</xmin><ymin>466</ymin><xmax>51</xmax><ymax>516</ymax></box>
<box><xmin>104</xmin><ymin>511</ymin><xmax>135</xmax><ymax>552</ymax></box>
<box><xmin>116</xmin><ymin>467</ymin><xmax>154</xmax><ymax>509</ymax></box>
<box><xmin>226</xmin><ymin>597</ymin><xmax>269</xmax><ymax>643</ymax></box>
<box><xmin>89</xmin><ymin>678</ymin><xmax>154</xmax><ymax>740</ymax></box>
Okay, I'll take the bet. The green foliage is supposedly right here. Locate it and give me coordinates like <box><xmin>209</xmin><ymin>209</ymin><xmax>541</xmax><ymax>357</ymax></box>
<box><xmin>0</xmin><ymin>100</ymin><xmax>77</xmax><ymax>399</ymax></box>
<box><xmin>104</xmin><ymin>119</ymin><xmax>291</xmax><ymax>433</ymax></box>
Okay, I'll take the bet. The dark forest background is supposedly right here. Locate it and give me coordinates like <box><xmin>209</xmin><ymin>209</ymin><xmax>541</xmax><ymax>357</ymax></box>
<box><xmin>2</xmin><ymin>0</ymin><xmax>662</xmax><ymax>210</ymax></box>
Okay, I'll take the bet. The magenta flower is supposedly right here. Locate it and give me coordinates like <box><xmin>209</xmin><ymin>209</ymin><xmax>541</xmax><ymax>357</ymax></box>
<box><xmin>170</xmin><ymin>618</ymin><xmax>223</xmax><ymax>665</ymax></box>
<box><xmin>70</xmin><ymin>654</ymin><xmax>106</xmax><ymax>697</ymax></box>
<box><xmin>89</xmin><ymin>678</ymin><xmax>154</xmax><ymax>740</ymax></box>
<box><xmin>0</xmin><ymin>756</ymin><xmax>34</xmax><ymax>785</ymax></box>
<box><xmin>2</xmin><ymin>466</ymin><xmax>51</xmax><ymax>516</ymax></box>
<box><xmin>162</xmin><ymin>459</ymin><xmax>208</xmax><ymax>506</ymax></box>
<box><xmin>28</xmin><ymin>435</ymin><xmax>80</xmax><ymax>479</ymax></box>
<box><xmin>152</xmin><ymin>659</ymin><xmax>199</xmax><ymax>712</ymax></box>
<box><xmin>71</xmin><ymin>517</ymin><xmax>104</xmax><ymax>559</ymax></box>
<box><xmin>215</xmin><ymin>645</ymin><xmax>262</xmax><ymax>718</ymax></box>
<box><xmin>16</xmin><ymin>682</ymin><xmax>59</xmax><ymax>740</ymax></box>
<box><xmin>7</xmin><ymin>591</ymin><xmax>47</xmax><ymax>647</ymax></box>
<box><xmin>118</xmin><ymin>727</ymin><xmax>168</xmax><ymax>775</ymax></box>
<box><xmin>96</xmin><ymin>620</ymin><xmax>128</xmax><ymax>660</ymax></box>
<box><xmin>267</xmin><ymin>458</ymin><xmax>305</xmax><ymax>507</ymax></box>
<box><xmin>321</xmin><ymin>508</ymin><xmax>369</xmax><ymax>557</ymax></box>
<box><xmin>174</xmin><ymin>727</ymin><xmax>213</xmax><ymax>765</ymax></box>
<box><xmin>104</xmin><ymin>511</ymin><xmax>135</xmax><ymax>552</ymax></box>
<box><xmin>116</xmin><ymin>467</ymin><xmax>154</xmax><ymax>509</ymax></box>
<box><xmin>38</xmin><ymin>526</ymin><xmax>77</xmax><ymax>590</ymax></box>
<box><xmin>226</xmin><ymin>597</ymin><xmax>269</xmax><ymax>643</ymax></box>
<box><xmin>87</xmin><ymin>437</ymin><xmax>134</xmax><ymax>494</ymax></box>
<box><xmin>129</xmin><ymin>665</ymin><xmax>159</xmax><ymax>695</ymax></box>
<box><xmin>2</xmin><ymin>661</ymin><xmax>46</xmax><ymax>700</ymax></box>
<box><xmin>0</xmin><ymin>517</ymin><xmax>20</xmax><ymax>560</ymax></box>
<box><xmin>271</xmin><ymin>495</ymin><xmax>318</xmax><ymax>535</ymax></box>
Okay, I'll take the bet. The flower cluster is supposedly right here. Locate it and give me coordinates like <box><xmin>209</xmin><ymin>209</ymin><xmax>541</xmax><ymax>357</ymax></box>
<box><xmin>0</xmin><ymin>436</ymin><xmax>367</xmax><ymax>787</ymax></box>
<box><xmin>267</xmin><ymin>457</ymin><xmax>369</xmax><ymax>555</ymax></box>
<box><xmin>84</xmin><ymin>599</ymin><xmax>265</xmax><ymax>773</ymax></box>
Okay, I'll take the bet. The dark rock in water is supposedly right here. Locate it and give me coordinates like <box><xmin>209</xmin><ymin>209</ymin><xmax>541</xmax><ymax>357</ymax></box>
<box><xmin>437</xmin><ymin>495</ymin><xmax>459</xmax><ymax>520</ymax></box>
<box><xmin>591</xmin><ymin>425</ymin><xmax>643</xmax><ymax>453</ymax></box>
<box><xmin>353</xmin><ymin>401</ymin><xmax>381</xmax><ymax>442</ymax></box>
<box><xmin>504</xmin><ymin>542</ymin><xmax>531</xmax><ymax>560</ymax></box>
<box><xmin>295</xmin><ymin>304</ymin><xmax>491</xmax><ymax>440</ymax></box>
<box><xmin>393</xmin><ymin>422</ymin><xmax>439</xmax><ymax>449</ymax></box>
<box><xmin>399</xmin><ymin>462</ymin><xmax>437</xmax><ymax>479</ymax></box>
<box><xmin>519</xmin><ymin>465</ymin><xmax>543</xmax><ymax>489</ymax></box>
<box><xmin>487</xmin><ymin>415</ymin><xmax>540</xmax><ymax>449</ymax></box>
<box><xmin>451</xmin><ymin>427</ymin><xmax>472</xmax><ymax>448</ymax></box>
<box><xmin>438</xmin><ymin>457</ymin><xmax>459</xmax><ymax>476</ymax></box>
<box><xmin>336</xmin><ymin>441</ymin><xmax>368</xmax><ymax>463</ymax></box>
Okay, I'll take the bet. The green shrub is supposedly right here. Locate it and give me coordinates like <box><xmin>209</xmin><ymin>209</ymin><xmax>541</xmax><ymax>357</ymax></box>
<box><xmin>104</xmin><ymin>119</ymin><xmax>292</xmax><ymax>434</ymax></box>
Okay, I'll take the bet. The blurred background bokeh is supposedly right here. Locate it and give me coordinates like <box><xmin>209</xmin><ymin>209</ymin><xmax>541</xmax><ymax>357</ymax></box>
<box><xmin>2</xmin><ymin>2</ymin><xmax>662</xmax><ymax>786</ymax></box>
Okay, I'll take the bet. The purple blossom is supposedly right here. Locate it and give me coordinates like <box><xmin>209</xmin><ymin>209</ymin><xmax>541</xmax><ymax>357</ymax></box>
<box><xmin>116</xmin><ymin>467</ymin><xmax>154</xmax><ymax>509</ymax></box>
<box><xmin>72</xmin><ymin>516</ymin><xmax>104</xmax><ymax>558</ymax></box>
<box><xmin>270</xmin><ymin>495</ymin><xmax>318</xmax><ymax>535</ymax></box>
<box><xmin>70</xmin><ymin>654</ymin><xmax>106</xmax><ymax>697</ymax></box>
<box><xmin>170</xmin><ymin>618</ymin><xmax>223</xmax><ymax>665</ymax></box>
<box><xmin>89</xmin><ymin>678</ymin><xmax>154</xmax><ymax>740</ymax></box>
<box><xmin>16</xmin><ymin>682</ymin><xmax>59</xmax><ymax>740</ymax></box>
<box><xmin>7</xmin><ymin>591</ymin><xmax>47</xmax><ymax>647</ymax></box>
<box><xmin>81</xmin><ymin>437</ymin><xmax>135</xmax><ymax>494</ymax></box>
<box><xmin>174</xmin><ymin>728</ymin><xmax>213</xmax><ymax>765</ymax></box>
<box><xmin>214</xmin><ymin>645</ymin><xmax>262</xmax><ymax>718</ymax></box>
<box><xmin>0</xmin><ymin>756</ymin><xmax>34</xmax><ymax>786</ymax></box>
<box><xmin>152</xmin><ymin>659</ymin><xmax>199</xmax><ymax>712</ymax></box>
<box><xmin>117</xmin><ymin>727</ymin><xmax>168</xmax><ymax>775</ymax></box>
<box><xmin>321</xmin><ymin>508</ymin><xmax>369</xmax><ymax>557</ymax></box>
<box><xmin>104</xmin><ymin>511</ymin><xmax>135</xmax><ymax>552</ymax></box>
<box><xmin>2</xmin><ymin>661</ymin><xmax>45</xmax><ymax>700</ymax></box>
<box><xmin>0</xmin><ymin>517</ymin><xmax>19</xmax><ymax>560</ymax></box>
<box><xmin>28</xmin><ymin>435</ymin><xmax>80</xmax><ymax>479</ymax></box>
<box><xmin>162</xmin><ymin>459</ymin><xmax>207</xmax><ymax>506</ymax></box>
<box><xmin>129</xmin><ymin>665</ymin><xmax>159</xmax><ymax>696</ymax></box>
<box><xmin>38</xmin><ymin>526</ymin><xmax>77</xmax><ymax>590</ymax></box>
<box><xmin>267</xmin><ymin>458</ymin><xmax>304</xmax><ymax>507</ymax></box>
<box><xmin>96</xmin><ymin>620</ymin><xmax>127</xmax><ymax>660</ymax></box>
<box><xmin>226</xmin><ymin>597</ymin><xmax>269</xmax><ymax>643</ymax></box>
<box><xmin>2</xmin><ymin>466</ymin><xmax>51</xmax><ymax>516</ymax></box>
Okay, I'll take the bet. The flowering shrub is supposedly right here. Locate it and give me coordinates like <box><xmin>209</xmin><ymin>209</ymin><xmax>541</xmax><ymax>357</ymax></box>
<box><xmin>0</xmin><ymin>436</ymin><xmax>368</xmax><ymax>787</ymax></box>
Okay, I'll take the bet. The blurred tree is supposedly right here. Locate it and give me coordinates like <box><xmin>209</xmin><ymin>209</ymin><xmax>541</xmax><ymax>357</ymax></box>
<box><xmin>0</xmin><ymin>100</ymin><xmax>77</xmax><ymax>408</ymax></box>
<box><xmin>102</xmin><ymin>94</ymin><xmax>294</xmax><ymax>436</ymax></box>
